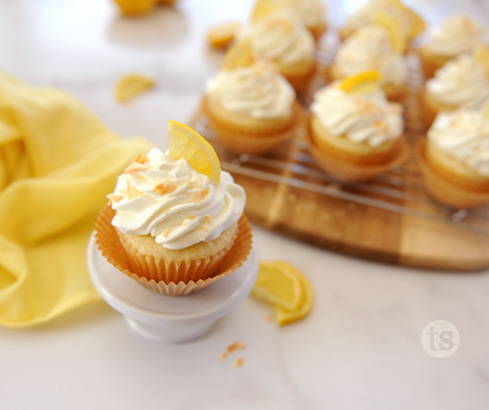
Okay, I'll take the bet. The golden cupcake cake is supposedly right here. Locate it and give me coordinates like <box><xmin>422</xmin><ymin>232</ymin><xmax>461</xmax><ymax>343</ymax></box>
<box><xmin>202</xmin><ymin>44</ymin><xmax>301</xmax><ymax>154</ymax></box>
<box><xmin>422</xmin><ymin>54</ymin><xmax>489</xmax><ymax>127</ymax></box>
<box><xmin>331</xmin><ymin>25</ymin><xmax>407</xmax><ymax>101</ymax></box>
<box><xmin>95</xmin><ymin>122</ymin><xmax>252</xmax><ymax>295</ymax></box>
<box><xmin>307</xmin><ymin>72</ymin><xmax>406</xmax><ymax>182</ymax></box>
<box><xmin>243</xmin><ymin>11</ymin><xmax>316</xmax><ymax>91</ymax></box>
<box><xmin>339</xmin><ymin>0</ymin><xmax>425</xmax><ymax>52</ymax></box>
<box><xmin>419</xmin><ymin>16</ymin><xmax>483</xmax><ymax>79</ymax></box>
<box><xmin>417</xmin><ymin>109</ymin><xmax>489</xmax><ymax>208</ymax></box>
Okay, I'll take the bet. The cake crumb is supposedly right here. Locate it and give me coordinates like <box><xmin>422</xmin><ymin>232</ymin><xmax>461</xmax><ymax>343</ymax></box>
<box><xmin>220</xmin><ymin>341</ymin><xmax>246</xmax><ymax>361</ymax></box>
<box><xmin>227</xmin><ymin>342</ymin><xmax>246</xmax><ymax>353</ymax></box>
<box><xmin>266</xmin><ymin>314</ymin><xmax>274</xmax><ymax>322</ymax></box>
<box><xmin>233</xmin><ymin>358</ymin><xmax>244</xmax><ymax>368</ymax></box>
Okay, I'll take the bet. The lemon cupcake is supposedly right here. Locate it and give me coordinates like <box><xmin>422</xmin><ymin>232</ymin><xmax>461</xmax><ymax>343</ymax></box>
<box><xmin>307</xmin><ymin>72</ymin><xmax>406</xmax><ymax>182</ymax></box>
<box><xmin>331</xmin><ymin>25</ymin><xmax>407</xmax><ymax>101</ymax></box>
<box><xmin>422</xmin><ymin>54</ymin><xmax>489</xmax><ymax>127</ymax></box>
<box><xmin>251</xmin><ymin>0</ymin><xmax>327</xmax><ymax>41</ymax></box>
<box><xmin>96</xmin><ymin>122</ymin><xmax>252</xmax><ymax>295</ymax></box>
<box><xmin>417</xmin><ymin>109</ymin><xmax>489</xmax><ymax>208</ymax></box>
<box><xmin>202</xmin><ymin>53</ymin><xmax>301</xmax><ymax>154</ymax></box>
<box><xmin>243</xmin><ymin>12</ymin><xmax>316</xmax><ymax>91</ymax></box>
<box><xmin>419</xmin><ymin>16</ymin><xmax>483</xmax><ymax>79</ymax></box>
<box><xmin>339</xmin><ymin>0</ymin><xmax>425</xmax><ymax>51</ymax></box>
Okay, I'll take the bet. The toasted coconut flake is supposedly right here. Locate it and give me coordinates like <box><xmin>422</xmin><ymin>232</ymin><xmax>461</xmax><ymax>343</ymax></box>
<box><xmin>107</xmin><ymin>194</ymin><xmax>123</xmax><ymax>204</ymax></box>
<box><xmin>153</xmin><ymin>182</ymin><xmax>176</xmax><ymax>195</ymax></box>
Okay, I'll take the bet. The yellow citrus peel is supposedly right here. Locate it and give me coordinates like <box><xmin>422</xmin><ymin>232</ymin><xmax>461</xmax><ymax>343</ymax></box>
<box><xmin>168</xmin><ymin>121</ymin><xmax>220</xmax><ymax>184</ymax></box>
<box><xmin>251</xmin><ymin>261</ymin><xmax>313</xmax><ymax>326</ymax></box>
<box><xmin>339</xmin><ymin>70</ymin><xmax>381</xmax><ymax>94</ymax></box>
<box><xmin>207</xmin><ymin>21</ymin><xmax>242</xmax><ymax>50</ymax></box>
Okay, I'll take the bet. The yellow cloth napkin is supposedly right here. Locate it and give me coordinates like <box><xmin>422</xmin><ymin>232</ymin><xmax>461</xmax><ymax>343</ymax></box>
<box><xmin>0</xmin><ymin>73</ymin><xmax>152</xmax><ymax>328</ymax></box>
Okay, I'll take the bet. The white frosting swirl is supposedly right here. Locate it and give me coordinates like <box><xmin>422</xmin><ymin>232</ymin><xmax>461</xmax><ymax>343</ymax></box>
<box><xmin>344</xmin><ymin>0</ymin><xmax>413</xmax><ymax>38</ymax></box>
<box><xmin>246</xmin><ymin>13</ymin><xmax>314</xmax><ymax>65</ymax></box>
<box><xmin>335</xmin><ymin>26</ymin><xmax>406</xmax><ymax>86</ymax></box>
<box><xmin>311</xmin><ymin>84</ymin><xmax>403</xmax><ymax>147</ymax></box>
<box><xmin>426</xmin><ymin>54</ymin><xmax>489</xmax><ymax>109</ymax></box>
<box><xmin>291</xmin><ymin>0</ymin><xmax>326</xmax><ymax>28</ymax></box>
<box><xmin>109</xmin><ymin>148</ymin><xmax>245</xmax><ymax>250</ymax></box>
<box><xmin>424</xmin><ymin>16</ymin><xmax>483</xmax><ymax>57</ymax></box>
<box><xmin>428</xmin><ymin>110</ymin><xmax>489</xmax><ymax>176</ymax></box>
<box><xmin>206</xmin><ymin>62</ymin><xmax>295</xmax><ymax>119</ymax></box>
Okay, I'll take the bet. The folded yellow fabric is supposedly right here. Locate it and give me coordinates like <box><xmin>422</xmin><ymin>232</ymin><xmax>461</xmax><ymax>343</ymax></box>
<box><xmin>0</xmin><ymin>73</ymin><xmax>152</xmax><ymax>327</ymax></box>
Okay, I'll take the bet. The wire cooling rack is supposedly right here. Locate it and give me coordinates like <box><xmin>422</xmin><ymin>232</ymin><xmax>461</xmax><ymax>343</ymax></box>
<box><xmin>193</xmin><ymin>34</ymin><xmax>489</xmax><ymax>237</ymax></box>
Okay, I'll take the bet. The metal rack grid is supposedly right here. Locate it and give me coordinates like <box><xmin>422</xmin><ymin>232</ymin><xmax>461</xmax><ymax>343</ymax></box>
<box><xmin>194</xmin><ymin>35</ymin><xmax>489</xmax><ymax>237</ymax></box>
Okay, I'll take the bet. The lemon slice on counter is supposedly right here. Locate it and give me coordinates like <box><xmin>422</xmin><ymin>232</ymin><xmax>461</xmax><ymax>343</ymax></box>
<box><xmin>222</xmin><ymin>39</ymin><xmax>256</xmax><ymax>71</ymax></box>
<box><xmin>339</xmin><ymin>70</ymin><xmax>381</xmax><ymax>94</ymax></box>
<box><xmin>252</xmin><ymin>261</ymin><xmax>303</xmax><ymax>311</ymax></box>
<box><xmin>250</xmin><ymin>0</ymin><xmax>283</xmax><ymax>22</ymax></box>
<box><xmin>276</xmin><ymin>264</ymin><xmax>314</xmax><ymax>326</ymax></box>
<box><xmin>115</xmin><ymin>73</ymin><xmax>156</xmax><ymax>103</ymax></box>
<box><xmin>252</xmin><ymin>261</ymin><xmax>313</xmax><ymax>326</ymax></box>
<box><xmin>168</xmin><ymin>121</ymin><xmax>220</xmax><ymax>184</ymax></box>
<box><xmin>114</xmin><ymin>0</ymin><xmax>157</xmax><ymax>16</ymax></box>
<box><xmin>207</xmin><ymin>21</ymin><xmax>242</xmax><ymax>50</ymax></box>
<box><xmin>372</xmin><ymin>11</ymin><xmax>405</xmax><ymax>54</ymax></box>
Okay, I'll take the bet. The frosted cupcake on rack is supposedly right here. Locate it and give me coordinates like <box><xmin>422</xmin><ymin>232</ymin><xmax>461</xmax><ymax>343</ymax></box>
<box><xmin>241</xmin><ymin>11</ymin><xmax>316</xmax><ymax>91</ymax></box>
<box><xmin>419</xmin><ymin>16</ymin><xmax>484</xmax><ymax>79</ymax></box>
<box><xmin>202</xmin><ymin>40</ymin><xmax>302</xmax><ymax>154</ymax></box>
<box><xmin>339</xmin><ymin>0</ymin><xmax>425</xmax><ymax>52</ymax></box>
<box><xmin>417</xmin><ymin>109</ymin><xmax>489</xmax><ymax>208</ymax></box>
<box><xmin>250</xmin><ymin>0</ymin><xmax>328</xmax><ymax>41</ymax></box>
<box><xmin>422</xmin><ymin>54</ymin><xmax>489</xmax><ymax>127</ymax></box>
<box><xmin>331</xmin><ymin>24</ymin><xmax>407</xmax><ymax>101</ymax></box>
<box><xmin>307</xmin><ymin>71</ymin><xmax>406</xmax><ymax>182</ymax></box>
<box><xmin>95</xmin><ymin>122</ymin><xmax>252</xmax><ymax>295</ymax></box>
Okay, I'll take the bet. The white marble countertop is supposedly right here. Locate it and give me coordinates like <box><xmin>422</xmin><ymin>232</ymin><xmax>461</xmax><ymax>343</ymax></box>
<box><xmin>1</xmin><ymin>1</ymin><xmax>489</xmax><ymax>409</ymax></box>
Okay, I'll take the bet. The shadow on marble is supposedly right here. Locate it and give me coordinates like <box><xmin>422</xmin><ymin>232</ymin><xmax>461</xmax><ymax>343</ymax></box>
<box><xmin>107</xmin><ymin>7</ymin><xmax>188</xmax><ymax>49</ymax></box>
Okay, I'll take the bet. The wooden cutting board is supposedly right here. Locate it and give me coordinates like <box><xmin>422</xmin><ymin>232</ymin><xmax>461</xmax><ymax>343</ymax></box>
<box><xmin>190</xmin><ymin>54</ymin><xmax>489</xmax><ymax>271</ymax></box>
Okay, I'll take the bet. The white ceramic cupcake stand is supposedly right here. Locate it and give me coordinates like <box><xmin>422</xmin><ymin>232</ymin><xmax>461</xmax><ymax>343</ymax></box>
<box><xmin>87</xmin><ymin>234</ymin><xmax>258</xmax><ymax>343</ymax></box>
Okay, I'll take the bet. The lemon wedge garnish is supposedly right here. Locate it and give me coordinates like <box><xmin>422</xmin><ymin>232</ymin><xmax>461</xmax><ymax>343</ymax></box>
<box><xmin>251</xmin><ymin>261</ymin><xmax>313</xmax><ymax>326</ymax></box>
<box><xmin>168</xmin><ymin>121</ymin><xmax>220</xmax><ymax>184</ymax></box>
<box><xmin>372</xmin><ymin>11</ymin><xmax>405</xmax><ymax>54</ymax></box>
<box><xmin>114</xmin><ymin>0</ymin><xmax>157</xmax><ymax>16</ymax></box>
<box><xmin>339</xmin><ymin>70</ymin><xmax>381</xmax><ymax>94</ymax></box>
<box><xmin>250</xmin><ymin>0</ymin><xmax>283</xmax><ymax>22</ymax></box>
<box><xmin>206</xmin><ymin>21</ymin><xmax>242</xmax><ymax>50</ymax></box>
<box><xmin>222</xmin><ymin>39</ymin><xmax>256</xmax><ymax>71</ymax></box>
